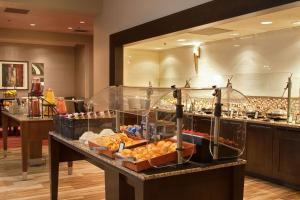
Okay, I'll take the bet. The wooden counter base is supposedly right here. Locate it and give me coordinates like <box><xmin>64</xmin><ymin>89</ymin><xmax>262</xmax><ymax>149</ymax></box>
<box><xmin>2</xmin><ymin>111</ymin><xmax>53</xmax><ymax>180</ymax></box>
<box><xmin>49</xmin><ymin>133</ymin><xmax>246</xmax><ymax>200</ymax></box>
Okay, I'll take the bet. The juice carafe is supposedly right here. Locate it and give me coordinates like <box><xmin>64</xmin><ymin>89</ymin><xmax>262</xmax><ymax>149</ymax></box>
<box><xmin>31</xmin><ymin>78</ymin><xmax>43</xmax><ymax>96</ymax></box>
<box><xmin>56</xmin><ymin>97</ymin><xmax>67</xmax><ymax>114</ymax></box>
<box><xmin>29</xmin><ymin>97</ymin><xmax>40</xmax><ymax>117</ymax></box>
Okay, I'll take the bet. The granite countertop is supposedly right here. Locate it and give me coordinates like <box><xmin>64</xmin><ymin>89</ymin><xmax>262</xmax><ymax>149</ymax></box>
<box><xmin>50</xmin><ymin>132</ymin><xmax>246</xmax><ymax>181</ymax></box>
<box><xmin>157</xmin><ymin>109</ymin><xmax>300</xmax><ymax>129</ymax></box>
<box><xmin>2</xmin><ymin>111</ymin><xmax>53</xmax><ymax>122</ymax></box>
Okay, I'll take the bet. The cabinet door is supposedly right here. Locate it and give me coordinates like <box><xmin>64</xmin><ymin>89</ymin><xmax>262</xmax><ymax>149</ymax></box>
<box><xmin>220</xmin><ymin>120</ymin><xmax>243</xmax><ymax>140</ymax></box>
<box><xmin>194</xmin><ymin>117</ymin><xmax>212</xmax><ymax>134</ymax></box>
<box><xmin>246</xmin><ymin>124</ymin><xmax>273</xmax><ymax>177</ymax></box>
<box><xmin>273</xmin><ymin>128</ymin><xmax>300</xmax><ymax>185</ymax></box>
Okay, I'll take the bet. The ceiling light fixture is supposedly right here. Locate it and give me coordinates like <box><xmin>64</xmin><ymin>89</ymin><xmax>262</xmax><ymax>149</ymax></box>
<box><xmin>68</xmin><ymin>27</ymin><xmax>73</xmax><ymax>30</ymax></box>
<box><xmin>30</xmin><ymin>23</ymin><xmax>36</xmax><ymax>26</ymax></box>
<box><xmin>230</xmin><ymin>33</ymin><xmax>240</xmax><ymax>36</ymax></box>
<box><xmin>155</xmin><ymin>47</ymin><xmax>162</xmax><ymax>50</ymax></box>
<box><xmin>182</xmin><ymin>41</ymin><xmax>202</xmax><ymax>46</ymax></box>
<box><xmin>193</xmin><ymin>46</ymin><xmax>201</xmax><ymax>74</ymax></box>
<box><xmin>233</xmin><ymin>44</ymin><xmax>240</xmax><ymax>47</ymax></box>
<box><xmin>80</xmin><ymin>21</ymin><xmax>85</xmax><ymax>24</ymax></box>
<box><xmin>177</xmin><ymin>39</ymin><xmax>187</xmax><ymax>42</ymax></box>
<box><xmin>260</xmin><ymin>21</ymin><xmax>272</xmax><ymax>25</ymax></box>
<box><xmin>192</xmin><ymin>41</ymin><xmax>202</xmax><ymax>47</ymax></box>
<box><xmin>293</xmin><ymin>21</ymin><xmax>300</xmax><ymax>26</ymax></box>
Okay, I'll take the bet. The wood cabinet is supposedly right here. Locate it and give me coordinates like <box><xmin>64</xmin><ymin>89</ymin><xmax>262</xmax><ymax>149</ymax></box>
<box><xmin>245</xmin><ymin>124</ymin><xmax>274</xmax><ymax>177</ymax></box>
<box><xmin>174</xmin><ymin>111</ymin><xmax>300</xmax><ymax>188</ymax></box>
<box><xmin>273</xmin><ymin>127</ymin><xmax>300</xmax><ymax>186</ymax></box>
<box><xmin>193</xmin><ymin>116</ymin><xmax>212</xmax><ymax>134</ymax></box>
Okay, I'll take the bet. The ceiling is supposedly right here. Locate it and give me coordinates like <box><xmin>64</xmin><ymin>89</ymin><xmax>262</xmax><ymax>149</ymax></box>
<box><xmin>125</xmin><ymin>4</ymin><xmax>300</xmax><ymax>50</ymax></box>
<box><xmin>0</xmin><ymin>0</ymin><xmax>100</xmax><ymax>35</ymax></box>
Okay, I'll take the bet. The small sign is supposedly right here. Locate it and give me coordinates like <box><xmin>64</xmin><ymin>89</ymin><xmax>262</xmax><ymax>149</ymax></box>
<box><xmin>254</xmin><ymin>111</ymin><xmax>259</xmax><ymax>119</ymax></box>
<box><xmin>118</xmin><ymin>142</ymin><xmax>125</xmax><ymax>153</ymax></box>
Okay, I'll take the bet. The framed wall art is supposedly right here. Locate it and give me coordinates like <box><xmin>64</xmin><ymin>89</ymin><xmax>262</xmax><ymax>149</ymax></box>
<box><xmin>0</xmin><ymin>60</ymin><xmax>29</xmax><ymax>90</ymax></box>
<box><xmin>31</xmin><ymin>63</ymin><xmax>44</xmax><ymax>76</ymax></box>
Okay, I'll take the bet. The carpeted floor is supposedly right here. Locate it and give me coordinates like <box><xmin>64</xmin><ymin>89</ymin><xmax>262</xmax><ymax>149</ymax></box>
<box><xmin>0</xmin><ymin>136</ymin><xmax>48</xmax><ymax>149</ymax></box>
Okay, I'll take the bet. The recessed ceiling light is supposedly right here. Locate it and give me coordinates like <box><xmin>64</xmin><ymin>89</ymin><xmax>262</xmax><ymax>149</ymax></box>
<box><xmin>177</xmin><ymin>39</ymin><xmax>187</xmax><ymax>42</ymax></box>
<box><xmin>80</xmin><ymin>21</ymin><xmax>85</xmax><ymax>24</ymax></box>
<box><xmin>68</xmin><ymin>27</ymin><xmax>73</xmax><ymax>30</ymax></box>
<box><xmin>233</xmin><ymin>44</ymin><xmax>240</xmax><ymax>47</ymax></box>
<box><xmin>192</xmin><ymin>41</ymin><xmax>202</xmax><ymax>46</ymax></box>
<box><xmin>155</xmin><ymin>47</ymin><xmax>162</xmax><ymax>50</ymax></box>
<box><xmin>263</xmin><ymin>65</ymin><xmax>271</xmax><ymax>69</ymax></box>
<box><xmin>30</xmin><ymin>23</ymin><xmax>36</xmax><ymax>26</ymax></box>
<box><xmin>293</xmin><ymin>21</ymin><xmax>300</xmax><ymax>26</ymax></box>
<box><xmin>260</xmin><ymin>21</ymin><xmax>272</xmax><ymax>25</ymax></box>
<box><xmin>182</xmin><ymin>41</ymin><xmax>202</xmax><ymax>46</ymax></box>
<box><xmin>230</xmin><ymin>33</ymin><xmax>240</xmax><ymax>36</ymax></box>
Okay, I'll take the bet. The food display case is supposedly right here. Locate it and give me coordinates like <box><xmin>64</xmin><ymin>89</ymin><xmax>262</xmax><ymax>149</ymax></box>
<box><xmin>81</xmin><ymin>85</ymin><xmax>195</xmax><ymax>171</ymax></box>
<box><xmin>170</xmin><ymin>87</ymin><xmax>249</xmax><ymax>162</ymax></box>
<box><xmin>78</xmin><ymin>85</ymin><xmax>248</xmax><ymax>172</ymax></box>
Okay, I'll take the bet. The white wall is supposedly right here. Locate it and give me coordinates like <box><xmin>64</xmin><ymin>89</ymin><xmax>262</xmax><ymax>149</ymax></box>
<box><xmin>93</xmin><ymin>0</ymin><xmax>212</xmax><ymax>93</ymax></box>
<box><xmin>124</xmin><ymin>49</ymin><xmax>160</xmax><ymax>87</ymax></box>
<box><xmin>124</xmin><ymin>27</ymin><xmax>300</xmax><ymax>97</ymax></box>
<box><xmin>160</xmin><ymin>28</ymin><xmax>300</xmax><ymax>97</ymax></box>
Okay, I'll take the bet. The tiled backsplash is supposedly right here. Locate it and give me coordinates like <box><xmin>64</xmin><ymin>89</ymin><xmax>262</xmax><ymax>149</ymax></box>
<box><xmin>247</xmin><ymin>96</ymin><xmax>300</xmax><ymax>115</ymax></box>
<box><xmin>160</xmin><ymin>95</ymin><xmax>300</xmax><ymax>117</ymax></box>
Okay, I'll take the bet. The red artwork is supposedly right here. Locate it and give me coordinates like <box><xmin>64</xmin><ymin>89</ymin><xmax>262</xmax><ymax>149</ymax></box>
<box><xmin>1</xmin><ymin>61</ymin><xmax>28</xmax><ymax>89</ymax></box>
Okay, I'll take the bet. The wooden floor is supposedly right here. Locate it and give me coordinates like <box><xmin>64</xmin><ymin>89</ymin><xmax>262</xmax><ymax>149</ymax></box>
<box><xmin>0</xmin><ymin>147</ymin><xmax>299</xmax><ymax>200</ymax></box>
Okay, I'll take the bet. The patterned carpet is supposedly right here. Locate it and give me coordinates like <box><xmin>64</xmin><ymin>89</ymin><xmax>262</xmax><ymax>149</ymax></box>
<box><xmin>0</xmin><ymin>136</ymin><xmax>48</xmax><ymax>149</ymax></box>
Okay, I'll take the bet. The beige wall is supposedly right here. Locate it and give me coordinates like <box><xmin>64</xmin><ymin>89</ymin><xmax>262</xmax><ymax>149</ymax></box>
<box><xmin>74</xmin><ymin>44</ymin><xmax>94</xmax><ymax>98</ymax></box>
<box><xmin>0</xmin><ymin>28</ymin><xmax>92</xmax><ymax>47</ymax></box>
<box><xmin>124</xmin><ymin>27</ymin><xmax>300</xmax><ymax>97</ymax></box>
<box><xmin>75</xmin><ymin>45</ymin><xmax>86</xmax><ymax>98</ymax></box>
<box><xmin>0</xmin><ymin>0</ymin><xmax>101</xmax><ymax>16</ymax></box>
<box><xmin>93</xmin><ymin>0</ymin><xmax>211</xmax><ymax>94</ymax></box>
<box><xmin>0</xmin><ymin>28</ymin><xmax>94</xmax><ymax>98</ymax></box>
<box><xmin>0</xmin><ymin>42</ymin><xmax>75</xmax><ymax>97</ymax></box>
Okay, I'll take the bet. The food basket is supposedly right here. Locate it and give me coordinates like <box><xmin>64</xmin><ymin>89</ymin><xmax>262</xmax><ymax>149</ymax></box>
<box><xmin>88</xmin><ymin>137</ymin><xmax>148</xmax><ymax>158</ymax></box>
<box><xmin>117</xmin><ymin>139</ymin><xmax>196</xmax><ymax>172</ymax></box>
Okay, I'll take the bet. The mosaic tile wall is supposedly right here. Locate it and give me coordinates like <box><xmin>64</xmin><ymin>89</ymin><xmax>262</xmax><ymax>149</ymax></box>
<box><xmin>247</xmin><ymin>96</ymin><xmax>300</xmax><ymax>115</ymax></box>
<box><xmin>160</xmin><ymin>96</ymin><xmax>300</xmax><ymax>116</ymax></box>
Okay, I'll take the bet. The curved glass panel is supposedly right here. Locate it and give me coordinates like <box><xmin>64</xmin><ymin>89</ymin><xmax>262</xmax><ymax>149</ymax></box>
<box><xmin>84</xmin><ymin>85</ymin><xmax>249</xmax><ymax>172</ymax></box>
<box><xmin>88</xmin><ymin>86</ymin><xmax>172</xmax><ymax>116</ymax></box>
<box><xmin>209</xmin><ymin>88</ymin><xmax>249</xmax><ymax>160</ymax></box>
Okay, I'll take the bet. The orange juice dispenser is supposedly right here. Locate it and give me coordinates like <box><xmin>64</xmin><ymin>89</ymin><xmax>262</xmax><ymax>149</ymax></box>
<box><xmin>43</xmin><ymin>88</ymin><xmax>56</xmax><ymax>116</ymax></box>
<box><xmin>56</xmin><ymin>97</ymin><xmax>67</xmax><ymax>115</ymax></box>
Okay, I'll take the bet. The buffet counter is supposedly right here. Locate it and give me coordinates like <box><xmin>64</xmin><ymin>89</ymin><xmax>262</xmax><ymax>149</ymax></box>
<box><xmin>49</xmin><ymin>132</ymin><xmax>246</xmax><ymax>200</ymax></box>
<box><xmin>156</xmin><ymin>109</ymin><xmax>300</xmax><ymax>188</ymax></box>
<box><xmin>163</xmin><ymin>111</ymin><xmax>300</xmax><ymax>188</ymax></box>
<box><xmin>158</xmin><ymin>108</ymin><xmax>300</xmax><ymax>129</ymax></box>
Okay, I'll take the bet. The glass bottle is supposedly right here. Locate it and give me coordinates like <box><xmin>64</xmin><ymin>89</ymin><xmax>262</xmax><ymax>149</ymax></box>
<box><xmin>31</xmin><ymin>78</ymin><xmax>43</xmax><ymax>96</ymax></box>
